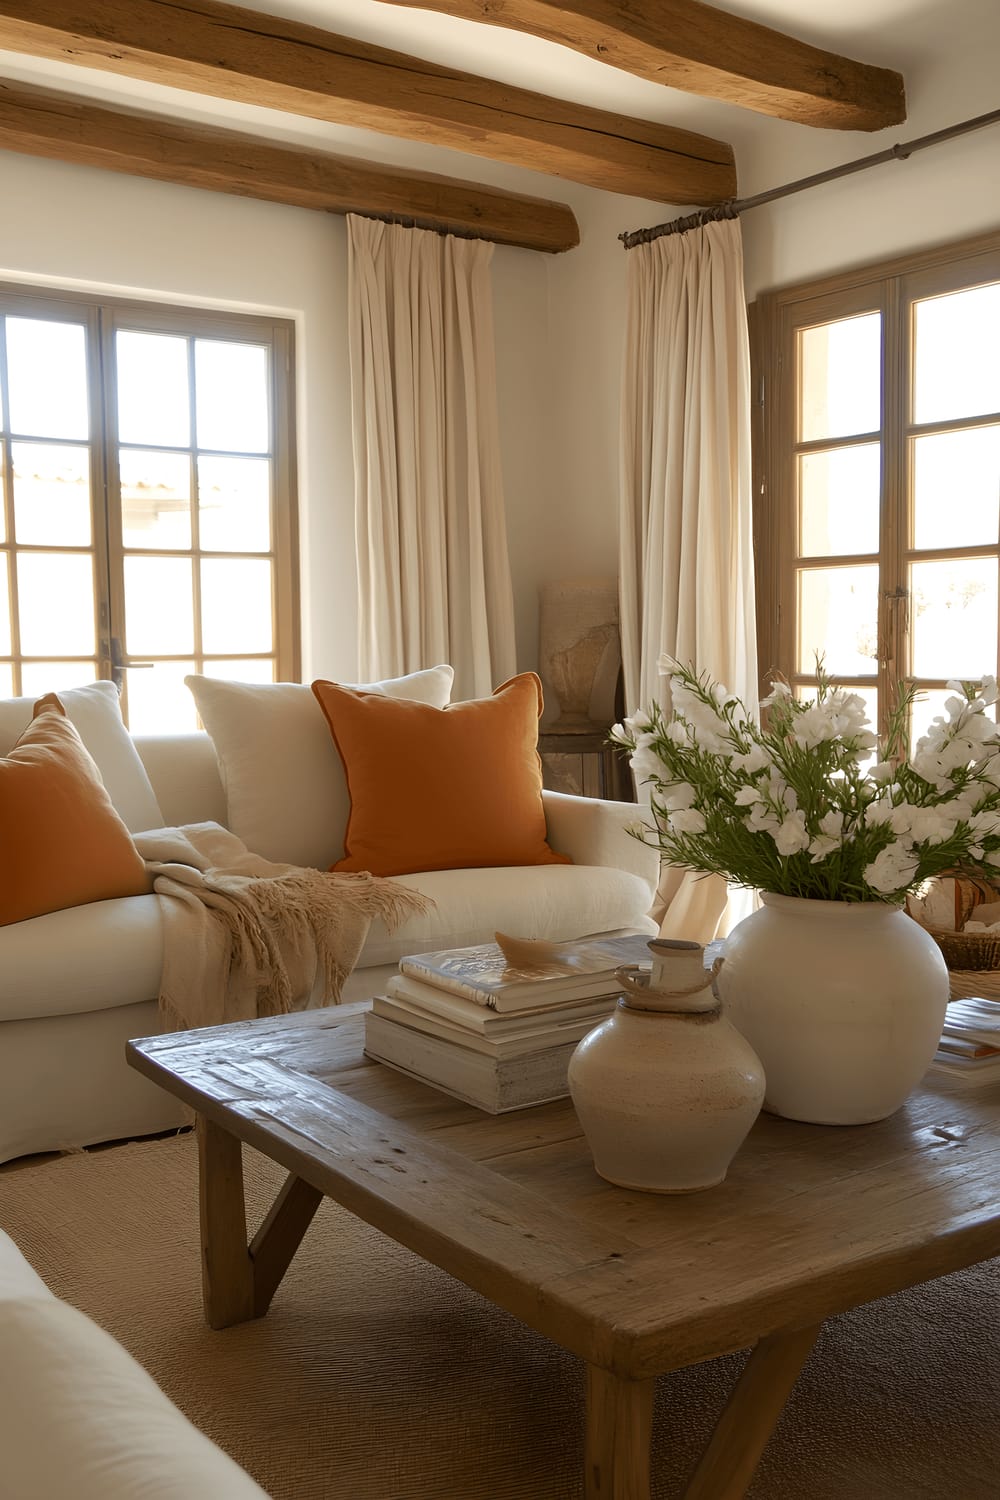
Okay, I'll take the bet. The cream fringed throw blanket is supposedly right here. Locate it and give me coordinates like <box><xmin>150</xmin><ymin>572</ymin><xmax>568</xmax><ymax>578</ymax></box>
<box><xmin>133</xmin><ymin>822</ymin><xmax>432</xmax><ymax>1031</ymax></box>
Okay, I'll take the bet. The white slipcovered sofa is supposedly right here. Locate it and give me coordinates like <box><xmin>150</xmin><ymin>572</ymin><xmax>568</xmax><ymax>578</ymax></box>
<box><xmin>0</xmin><ymin>674</ymin><xmax>657</xmax><ymax>1164</ymax></box>
<box><xmin>0</xmin><ymin>1228</ymin><xmax>269</xmax><ymax>1499</ymax></box>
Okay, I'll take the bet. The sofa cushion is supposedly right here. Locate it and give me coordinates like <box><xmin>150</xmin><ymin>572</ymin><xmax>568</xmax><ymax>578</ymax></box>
<box><xmin>0</xmin><ymin>700</ymin><xmax>150</xmax><ymax>928</ymax></box>
<box><xmin>0</xmin><ymin>680</ymin><xmax>162</xmax><ymax>833</ymax></box>
<box><xmin>314</xmin><ymin>672</ymin><xmax>569</xmax><ymax>876</ymax></box>
<box><xmin>0</xmin><ymin>896</ymin><xmax>164</xmax><ymax>1023</ymax></box>
<box><xmin>186</xmin><ymin>666</ymin><xmax>454</xmax><ymax>869</ymax></box>
<box><xmin>355</xmin><ymin>863</ymin><xmax>657</xmax><ymax>969</ymax></box>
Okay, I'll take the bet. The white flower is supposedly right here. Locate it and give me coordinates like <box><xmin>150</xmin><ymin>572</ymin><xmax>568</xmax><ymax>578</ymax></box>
<box><xmin>629</xmin><ymin>740</ymin><xmax>661</xmax><ymax>782</ymax></box>
<box><xmin>730</xmin><ymin>744</ymin><xmax>771</xmax><ymax>774</ymax></box>
<box><xmin>610</xmin><ymin>711</ymin><xmax>655</xmax><ymax>745</ymax></box>
<box><xmin>734</xmin><ymin>785</ymin><xmax>761</xmax><ymax>806</ymax></box>
<box><xmin>868</xmin><ymin>761</ymin><xmax>896</xmax><ymax>784</ymax></box>
<box><xmin>760</xmin><ymin>680</ymin><xmax>793</xmax><ymax>708</ymax></box>
<box><xmin>864</xmin><ymin>842</ymin><xmax>920</xmax><ymax>894</ymax></box>
<box><xmin>970</xmin><ymin>808</ymin><xmax>1000</xmax><ymax>839</ymax></box>
<box><xmin>745</xmin><ymin>802</ymin><xmax>778</xmax><ymax>833</ymax></box>
<box><xmin>906</xmin><ymin>805</ymin><xmax>960</xmax><ymax>845</ymax></box>
<box><xmin>669</xmin><ymin>807</ymin><xmax>706</xmax><ymax>835</ymax></box>
<box><xmin>790</xmin><ymin>691</ymin><xmax>875</xmax><ymax>751</ymax></box>
<box><xmin>770</xmin><ymin>811</ymin><xmax>810</xmax><ymax>856</ymax></box>
<box><xmin>662</xmin><ymin>781</ymin><xmax>697</xmax><ymax>811</ymax></box>
<box><xmin>808</xmin><ymin>810</ymin><xmax>844</xmax><ymax>862</ymax></box>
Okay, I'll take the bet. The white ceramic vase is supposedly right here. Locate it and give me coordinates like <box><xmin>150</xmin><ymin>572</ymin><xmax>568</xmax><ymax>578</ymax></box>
<box><xmin>567</xmin><ymin>939</ymin><xmax>765</xmax><ymax>1194</ymax></box>
<box><xmin>716</xmin><ymin>894</ymin><xmax>950</xmax><ymax>1126</ymax></box>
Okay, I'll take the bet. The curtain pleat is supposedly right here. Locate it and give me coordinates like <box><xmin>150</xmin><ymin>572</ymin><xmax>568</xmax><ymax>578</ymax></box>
<box><xmin>347</xmin><ymin>216</ymin><xmax>516</xmax><ymax>701</ymax></box>
<box><xmin>619</xmin><ymin>218</ymin><xmax>758</xmax><ymax>941</ymax></box>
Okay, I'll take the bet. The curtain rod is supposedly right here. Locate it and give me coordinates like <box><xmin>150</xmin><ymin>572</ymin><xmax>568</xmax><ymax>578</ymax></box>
<box><xmin>620</xmin><ymin>107</ymin><xmax>1000</xmax><ymax>250</ymax></box>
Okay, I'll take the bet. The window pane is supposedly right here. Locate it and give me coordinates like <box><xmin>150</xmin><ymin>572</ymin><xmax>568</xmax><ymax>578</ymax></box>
<box><xmin>910</xmin><ymin>557</ymin><xmax>998</xmax><ymax>678</ymax></box>
<box><xmin>797</xmin><ymin>565</ymin><xmax>879</xmax><ymax>675</ymax></box>
<box><xmin>195</xmin><ymin>341</ymin><xmax>269</xmax><ymax>454</ymax></box>
<box><xmin>0</xmin><ymin>560</ymin><xmax>9</xmax><ymax>654</ymax></box>
<box><xmin>799</xmin><ymin>443</ymin><xmax>880</xmax><ymax>557</ymax></box>
<box><xmin>799</xmin><ymin>313</ymin><xmax>881</xmax><ymax>442</ymax></box>
<box><xmin>17</xmin><ymin>552</ymin><xmax>95</xmax><ymax>654</ymax></box>
<box><xmin>19</xmin><ymin>660</ymin><xmax>97</xmax><ymax>697</ymax></box>
<box><xmin>124</xmin><ymin>556</ymin><xmax>194</xmax><ymax>655</ymax></box>
<box><xmin>6</xmin><ymin>318</ymin><xmax>88</xmax><ymax>441</ymax></box>
<box><xmin>12</xmin><ymin>442</ymin><xmax>91</xmax><ymax>546</ymax></box>
<box><xmin>912</xmin><ymin>426</ymin><xmax>1000</xmax><ymax>550</ymax></box>
<box><xmin>125</xmin><ymin>661</ymin><xmax>198</xmax><ymax>735</ymax></box>
<box><xmin>0</xmin><ymin>663</ymin><xmax>12</xmax><ymax>697</ymax></box>
<box><xmin>913</xmin><ymin>282</ymin><xmax>1000</xmax><ymax>425</ymax></box>
<box><xmin>197</xmin><ymin>455</ymin><xmax>271</xmax><ymax>552</ymax></box>
<box><xmin>203</xmin><ymin>658</ymin><xmax>274</xmax><ymax>682</ymax></box>
<box><xmin>120</xmin><ymin>449</ymin><xmax>192</xmax><ymax>551</ymax></box>
<box><xmin>201</xmin><ymin>558</ymin><xmax>272</xmax><ymax>654</ymax></box>
<box><xmin>0</xmin><ymin>442</ymin><xmax>6</xmax><ymax>544</ymax></box>
<box><xmin>116</xmin><ymin>331</ymin><xmax>190</xmax><ymax>448</ymax></box>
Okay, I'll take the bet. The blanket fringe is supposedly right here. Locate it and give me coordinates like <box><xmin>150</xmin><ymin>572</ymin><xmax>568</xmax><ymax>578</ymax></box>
<box><xmin>144</xmin><ymin>821</ymin><xmax>436</xmax><ymax>1029</ymax></box>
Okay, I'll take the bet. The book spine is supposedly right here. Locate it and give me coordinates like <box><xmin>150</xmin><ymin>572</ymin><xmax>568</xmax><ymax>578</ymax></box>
<box><xmin>373</xmin><ymin>994</ymin><xmax>608</xmax><ymax>1059</ymax></box>
<box><xmin>363</xmin><ymin>1012</ymin><xmax>577</xmax><ymax>1111</ymax></box>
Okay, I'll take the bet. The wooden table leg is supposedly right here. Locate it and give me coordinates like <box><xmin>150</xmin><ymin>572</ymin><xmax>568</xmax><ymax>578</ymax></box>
<box><xmin>198</xmin><ymin>1114</ymin><xmax>255</xmax><ymax>1329</ymax></box>
<box><xmin>585</xmin><ymin>1364</ymin><xmax>655</xmax><ymax>1499</ymax></box>
<box><xmin>197</xmin><ymin>1114</ymin><xmax>325</xmax><ymax>1330</ymax></box>
<box><xmin>250</xmin><ymin>1171</ymin><xmax>324</xmax><ymax>1317</ymax></box>
<box><xmin>681</xmin><ymin>1323</ymin><xmax>821</xmax><ymax>1500</ymax></box>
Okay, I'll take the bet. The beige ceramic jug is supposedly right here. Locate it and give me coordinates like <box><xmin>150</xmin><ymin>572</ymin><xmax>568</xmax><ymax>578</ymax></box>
<box><xmin>567</xmin><ymin>937</ymin><xmax>765</xmax><ymax>1193</ymax></box>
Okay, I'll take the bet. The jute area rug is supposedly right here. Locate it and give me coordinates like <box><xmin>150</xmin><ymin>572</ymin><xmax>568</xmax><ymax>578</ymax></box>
<box><xmin>0</xmin><ymin>1132</ymin><xmax>996</xmax><ymax>1500</ymax></box>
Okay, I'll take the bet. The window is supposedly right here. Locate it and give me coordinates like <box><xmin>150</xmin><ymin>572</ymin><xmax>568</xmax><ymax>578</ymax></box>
<box><xmin>753</xmin><ymin>231</ymin><xmax>1000</xmax><ymax>747</ymax></box>
<box><xmin>0</xmin><ymin>286</ymin><xmax>298</xmax><ymax>733</ymax></box>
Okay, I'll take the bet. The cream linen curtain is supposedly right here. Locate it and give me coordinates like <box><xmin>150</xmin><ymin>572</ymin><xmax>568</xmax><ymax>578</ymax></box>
<box><xmin>347</xmin><ymin>215</ymin><xmax>517</xmax><ymax>702</ymax></box>
<box><xmin>619</xmin><ymin>217</ymin><xmax>758</xmax><ymax>942</ymax></box>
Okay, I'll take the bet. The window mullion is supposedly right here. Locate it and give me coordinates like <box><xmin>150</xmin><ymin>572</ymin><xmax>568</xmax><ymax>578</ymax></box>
<box><xmin>0</xmin><ymin>319</ymin><xmax>20</xmax><ymax>695</ymax></box>
<box><xmin>91</xmin><ymin>305</ymin><xmax>118</xmax><ymax>693</ymax></box>
<box><xmin>880</xmin><ymin>277</ymin><xmax>908</xmax><ymax>739</ymax></box>
<box><xmin>98</xmin><ymin>308</ymin><xmax>128</xmax><ymax>699</ymax></box>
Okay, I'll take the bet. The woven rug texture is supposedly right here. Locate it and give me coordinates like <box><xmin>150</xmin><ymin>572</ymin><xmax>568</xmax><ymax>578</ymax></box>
<box><xmin>0</xmin><ymin>1133</ymin><xmax>996</xmax><ymax>1500</ymax></box>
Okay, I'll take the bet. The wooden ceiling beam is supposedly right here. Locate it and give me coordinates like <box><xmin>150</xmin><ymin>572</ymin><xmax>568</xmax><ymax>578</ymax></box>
<box><xmin>0</xmin><ymin>0</ymin><xmax>737</xmax><ymax>203</ymax></box>
<box><xmin>381</xmin><ymin>0</ymin><xmax>906</xmax><ymax>131</ymax></box>
<box><xmin>0</xmin><ymin>81</ymin><xmax>582</xmax><ymax>252</ymax></box>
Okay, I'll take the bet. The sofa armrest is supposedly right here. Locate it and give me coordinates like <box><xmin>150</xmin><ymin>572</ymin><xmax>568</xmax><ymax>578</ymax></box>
<box><xmin>542</xmin><ymin>790</ymin><xmax>659</xmax><ymax>899</ymax></box>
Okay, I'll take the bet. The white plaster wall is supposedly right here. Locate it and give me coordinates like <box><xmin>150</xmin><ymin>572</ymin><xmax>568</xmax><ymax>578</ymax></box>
<box><xmin>0</xmin><ymin>146</ymin><xmax>567</xmax><ymax>681</ymax></box>
<box><xmin>738</xmin><ymin>10</ymin><xmax>1000</xmax><ymax>298</ymax></box>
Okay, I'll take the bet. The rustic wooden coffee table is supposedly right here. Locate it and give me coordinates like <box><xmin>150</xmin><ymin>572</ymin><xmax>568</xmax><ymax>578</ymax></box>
<box><xmin>128</xmin><ymin>1002</ymin><xmax>1000</xmax><ymax>1500</ymax></box>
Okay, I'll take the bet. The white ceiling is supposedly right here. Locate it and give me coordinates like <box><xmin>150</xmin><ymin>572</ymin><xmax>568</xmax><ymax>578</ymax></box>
<box><xmin>0</xmin><ymin>0</ymin><xmax>997</xmax><ymax>205</ymax></box>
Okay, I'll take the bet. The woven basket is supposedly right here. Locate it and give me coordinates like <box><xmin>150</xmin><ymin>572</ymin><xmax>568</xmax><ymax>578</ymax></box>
<box><xmin>927</xmin><ymin>926</ymin><xmax>1000</xmax><ymax>971</ymax></box>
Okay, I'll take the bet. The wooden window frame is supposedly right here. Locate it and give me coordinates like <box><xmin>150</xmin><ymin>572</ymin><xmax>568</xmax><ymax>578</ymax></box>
<box><xmin>752</xmin><ymin>228</ymin><xmax>1000</xmax><ymax>737</ymax></box>
<box><xmin>0</xmin><ymin>283</ymin><xmax>299</xmax><ymax>719</ymax></box>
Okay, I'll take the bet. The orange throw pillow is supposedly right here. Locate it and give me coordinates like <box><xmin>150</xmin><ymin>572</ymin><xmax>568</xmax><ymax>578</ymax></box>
<box><xmin>0</xmin><ymin>693</ymin><xmax>150</xmax><ymax>927</ymax></box>
<box><xmin>311</xmin><ymin>672</ymin><xmax>570</xmax><ymax>876</ymax></box>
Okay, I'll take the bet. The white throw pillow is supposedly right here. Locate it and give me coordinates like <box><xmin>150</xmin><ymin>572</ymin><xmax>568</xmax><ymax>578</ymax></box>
<box><xmin>186</xmin><ymin>666</ymin><xmax>454</xmax><ymax>869</ymax></box>
<box><xmin>0</xmin><ymin>680</ymin><xmax>163</xmax><ymax>833</ymax></box>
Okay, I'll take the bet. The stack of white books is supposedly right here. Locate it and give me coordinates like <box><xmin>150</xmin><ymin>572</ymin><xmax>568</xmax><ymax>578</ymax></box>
<box><xmin>931</xmin><ymin>996</ymin><xmax>1000</xmax><ymax>1087</ymax></box>
<box><xmin>363</xmin><ymin>931</ymin><xmax>654</xmax><ymax>1113</ymax></box>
